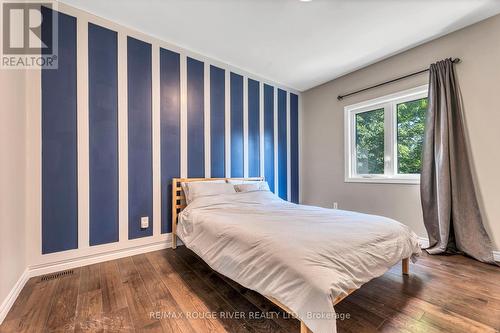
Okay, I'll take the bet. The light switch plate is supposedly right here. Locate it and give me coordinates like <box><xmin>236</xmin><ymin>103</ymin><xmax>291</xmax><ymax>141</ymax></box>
<box><xmin>140</xmin><ymin>216</ymin><xmax>149</xmax><ymax>229</ymax></box>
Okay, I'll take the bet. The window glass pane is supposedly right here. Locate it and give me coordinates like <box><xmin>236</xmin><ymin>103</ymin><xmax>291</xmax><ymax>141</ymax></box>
<box><xmin>397</xmin><ymin>98</ymin><xmax>428</xmax><ymax>174</ymax></box>
<box><xmin>355</xmin><ymin>108</ymin><xmax>384</xmax><ymax>174</ymax></box>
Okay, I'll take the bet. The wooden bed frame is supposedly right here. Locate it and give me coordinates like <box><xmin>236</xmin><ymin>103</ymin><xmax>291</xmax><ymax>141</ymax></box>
<box><xmin>171</xmin><ymin>177</ymin><xmax>410</xmax><ymax>333</ymax></box>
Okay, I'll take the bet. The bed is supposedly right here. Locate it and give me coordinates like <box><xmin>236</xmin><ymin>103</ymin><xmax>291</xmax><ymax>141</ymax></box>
<box><xmin>171</xmin><ymin>177</ymin><xmax>421</xmax><ymax>333</ymax></box>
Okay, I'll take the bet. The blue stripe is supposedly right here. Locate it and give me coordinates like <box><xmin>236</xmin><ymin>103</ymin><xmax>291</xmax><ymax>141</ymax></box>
<box><xmin>41</xmin><ymin>9</ymin><xmax>78</xmax><ymax>254</ymax></box>
<box><xmin>88</xmin><ymin>23</ymin><xmax>118</xmax><ymax>245</ymax></box>
<box><xmin>290</xmin><ymin>93</ymin><xmax>299</xmax><ymax>203</ymax></box>
<box><xmin>278</xmin><ymin>89</ymin><xmax>287</xmax><ymax>200</ymax></box>
<box><xmin>248</xmin><ymin>79</ymin><xmax>260</xmax><ymax>177</ymax></box>
<box><xmin>230</xmin><ymin>72</ymin><xmax>244</xmax><ymax>177</ymax></box>
<box><xmin>210</xmin><ymin>65</ymin><xmax>225</xmax><ymax>178</ymax></box>
<box><xmin>127</xmin><ymin>37</ymin><xmax>153</xmax><ymax>239</ymax></box>
<box><xmin>187</xmin><ymin>57</ymin><xmax>205</xmax><ymax>177</ymax></box>
<box><xmin>160</xmin><ymin>48</ymin><xmax>180</xmax><ymax>234</ymax></box>
<box><xmin>264</xmin><ymin>84</ymin><xmax>275</xmax><ymax>193</ymax></box>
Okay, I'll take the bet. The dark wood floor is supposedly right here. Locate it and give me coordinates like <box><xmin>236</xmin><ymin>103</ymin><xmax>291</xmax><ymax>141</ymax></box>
<box><xmin>1</xmin><ymin>248</ymin><xmax>499</xmax><ymax>333</ymax></box>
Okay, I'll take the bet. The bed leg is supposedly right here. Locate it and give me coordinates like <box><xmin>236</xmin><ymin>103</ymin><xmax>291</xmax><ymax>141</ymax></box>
<box><xmin>300</xmin><ymin>321</ymin><xmax>313</xmax><ymax>333</ymax></box>
<box><xmin>172</xmin><ymin>235</ymin><xmax>177</xmax><ymax>249</ymax></box>
<box><xmin>402</xmin><ymin>257</ymin><xmax>409</xmax><ymax>275</ymax></box>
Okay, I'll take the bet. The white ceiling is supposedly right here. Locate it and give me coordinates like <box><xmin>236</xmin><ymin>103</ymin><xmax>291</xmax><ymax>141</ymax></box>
<box><xmin>61</xmin><ymin>0</ymin><xmax>500</xmax><ymax>91</ymax></box>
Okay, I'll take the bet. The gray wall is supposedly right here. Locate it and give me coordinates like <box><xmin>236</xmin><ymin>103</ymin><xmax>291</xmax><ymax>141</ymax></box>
<box><xmin>0</xmin><ymin>69</ymin><xmax>27</xmax><ymax>307</ymax></box>
<box><xmin>301</xmin><ymin>14</ymin><xmax>500</xmax><ymax>249</ymax></box>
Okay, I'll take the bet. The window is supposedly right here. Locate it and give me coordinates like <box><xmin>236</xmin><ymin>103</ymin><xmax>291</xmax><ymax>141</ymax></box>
<box><xmin>344</xmin><ymin>85</ymin><xmax>428</xmax><ymax>184</ymax></box>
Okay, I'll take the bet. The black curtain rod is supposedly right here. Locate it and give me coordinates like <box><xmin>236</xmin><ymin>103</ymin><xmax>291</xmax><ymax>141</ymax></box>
<box><xmin>337</xmin><ymin>58</ymin><xmax>461</xmax><ymax>101</ymax></box>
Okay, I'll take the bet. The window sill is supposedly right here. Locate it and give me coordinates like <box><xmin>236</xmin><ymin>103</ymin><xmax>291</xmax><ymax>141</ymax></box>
<box><xmin>345</xmin><ymin>177</ymin><xmax>420</xmax><ymax>185</ymax></box>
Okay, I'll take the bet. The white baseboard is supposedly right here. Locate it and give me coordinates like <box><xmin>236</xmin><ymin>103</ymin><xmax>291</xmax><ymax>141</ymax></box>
<box><xmin>418</xmin><ymin>236</ymin><xmax>499</xmax><ymax>262</ymax></box>
<box><xmin>0</xmin><ymin>238</ymin><xmax>173</xmax><ymax>325</ymax></box>
<box><xmin>0</xmin><ymin>235</ymin><xmax>497</xmax><ymax>325</ymax></box>
<box><xmin>0</xmin><ymin>268</ymin><xmax>29</xmax><ymax>325</ymax></box>
<box><xmin>28</xmin><ymin>238</ymin><xmax>173</xmax><ymax>277</ymax></box>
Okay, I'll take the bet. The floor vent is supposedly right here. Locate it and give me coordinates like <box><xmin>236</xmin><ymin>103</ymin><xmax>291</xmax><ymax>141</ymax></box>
<box><xmin>40</xmin><ymin>270</ymin><xmax>74</xmax><ymax>281</ymax></box>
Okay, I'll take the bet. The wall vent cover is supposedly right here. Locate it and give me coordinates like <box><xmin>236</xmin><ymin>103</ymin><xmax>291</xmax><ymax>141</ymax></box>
<box><xmin>40</xmin><ymin>270</ymin><xmax>74</xmax><ymax>281</ymax></box>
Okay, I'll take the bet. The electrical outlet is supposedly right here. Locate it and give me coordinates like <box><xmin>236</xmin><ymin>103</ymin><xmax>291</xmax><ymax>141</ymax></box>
<box><xmin>140</xmin><ymin>216</ymin><xmax>149</xmax><ymax>229</ymax></box>
<box><xmin>333</xmin><ymin>202</ymin><xmax>338</xmax><ymax>209</ymax></box>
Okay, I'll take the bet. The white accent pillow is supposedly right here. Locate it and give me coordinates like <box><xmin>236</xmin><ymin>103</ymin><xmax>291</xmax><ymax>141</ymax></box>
<box><xmin>184</xmin><ymin>182</ymin><xmax>236</xmax><ymax>203</ymax></box>
<box><xmin>234</xmin><ymin>181</ymin><xmax>270</xmax><ymax>193</ymax></box>
<box><xmin>234</xmin><ymin>183</ymin><xmax>260</xmax><ymax>192</ymax></box>
<box><xmin>181</xmin><ymin>180</ymin><xmax>225</xmax><ymax>204</ymax></box>
<box><xmin>227</xmin><ymin>179</ymin><xmax>261</xmax><ymax>185</ymax></box>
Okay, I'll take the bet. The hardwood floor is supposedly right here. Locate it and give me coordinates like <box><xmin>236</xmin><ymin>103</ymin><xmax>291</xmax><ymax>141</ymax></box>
<box><xmin>1</xmin><ymin>248</ymin><xmax>499</xmax><ymax>333</ymax></box>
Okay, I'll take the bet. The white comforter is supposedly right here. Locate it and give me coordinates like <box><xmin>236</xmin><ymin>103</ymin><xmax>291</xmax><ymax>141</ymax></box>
<box><xmin>177</xmin><ymin>191</ymin><xmax>421</xmax><ymax>333</ymax></box>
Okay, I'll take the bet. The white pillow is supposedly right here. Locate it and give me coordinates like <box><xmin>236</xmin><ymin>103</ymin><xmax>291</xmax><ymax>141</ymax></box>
<box><xmin>184</xmin><ymin>182</ymin><xmax>236</xmax><ymax>203</ymax></box>
<box><xmin>234</xmin><ymin>183</ymin><xmax>260</xmax><ymax>192</ymax></box>
<box><xmin>227</xmin><ymin>179</ymin><xmax>261</xmax><ymax>185</ymax></box>
<box><xmin>234</xmin><ymin>181</ymin><xmax>270</xmax><ymax>193</ymax></box>
<box><xmin>181</xmin><ymin>180</ymin><xmax>225</xmax><ymax>204</ymax></box>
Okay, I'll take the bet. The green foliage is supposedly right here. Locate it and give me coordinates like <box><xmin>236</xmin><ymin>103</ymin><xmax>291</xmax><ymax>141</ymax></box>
<box><xmin>354</xmin><ymin>98</ymin><xmax>428</xmax><ymax>176</ymax></box>
<box><xmin>356</xmin><ymin>109</ymin><xmax>385</xmax><ymax>174</ymax></box>
<box><xmin>397</xmin><ymin>98</ymin><xmax>427</xmax><ymax>174</ymax></box>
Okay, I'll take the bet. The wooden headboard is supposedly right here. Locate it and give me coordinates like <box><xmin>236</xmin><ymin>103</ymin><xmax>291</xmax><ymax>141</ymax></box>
<box><xmin>171</xmin><ymin>177</ymin><xmax>264</xmax><ymax>248</ymax></box>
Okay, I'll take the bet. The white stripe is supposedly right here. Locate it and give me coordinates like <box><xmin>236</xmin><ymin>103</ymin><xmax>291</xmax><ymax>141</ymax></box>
<box><xmin>298</xmin><ymin>94</ymin><xmax>302</xmax><ymax>203</ymax></box>
<box><xmin>259</xmin><ymin>81</ymin><xmax>265</xmax><ymax>178</ymax></box>
<box><xmin>77</xmin><ymin>16</ymin><xmax>89</xmax><ymax>248</ymax></box>
<box><xmin>117</xmin><ymin>31</ymin><xmax>128</xmax><ymax>242</ymax></box>
<box><xmin>204</xmin><ymin>62</ymin><xmax>211</xmax><ymax>177</ymax></box>
<box><xmin>25</xmin><ymin>59</ymin><xmax>42</xmax><ymax>265</ymax></box>
<box><xmin>180</xmin><ymin>55</ymin><xmax>188</xmax><ymax>178</ymax></box>
<box><xmin>59</xmin><ymin>0</ymin><xmax>301</xmax><ymax>95</ymax></box>
<box><xmin>225</xmin><ymin>70</ymin><xmax>231</xmax><ymax>177</ymax></box>
<box><xmin>287</xmin><ymin>92</ymin><xmax>291</xmax><ymax>201</ymax></box>
<box><xmin>24</xmin><ymin>2</ymin><xmax>302</xmax><ymax>270</ymax></box>
<box><xmin>273</xmin><ymin>87</ymin><xmax>278</xmax><ymax>193</ymax></box>
<box><xmin>152</xmin><ymin>43</ymin><xmax>160</xmax><ymax>236</ymax></box>
<box><xmin>243</xmin><ymin>77</ymin><xmax>249</xmax><ymax>177</ymax></box>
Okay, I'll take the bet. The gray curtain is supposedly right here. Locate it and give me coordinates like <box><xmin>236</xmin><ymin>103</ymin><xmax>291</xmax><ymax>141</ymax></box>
<box><xmin>421</xmin><ymin>58</ymin><xmax>494</xmax><ymax>263</ymax></box>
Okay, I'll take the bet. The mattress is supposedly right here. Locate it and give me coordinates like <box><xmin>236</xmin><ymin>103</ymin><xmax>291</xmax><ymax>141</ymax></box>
<box><xmin>177</xmin><ymin>190</ymin><xmax>421</xmax><ymax>333</ymax></box>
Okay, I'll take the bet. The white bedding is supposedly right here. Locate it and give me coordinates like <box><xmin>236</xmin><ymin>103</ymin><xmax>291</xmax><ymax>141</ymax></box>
<box><xmin>177</xmin><ymin>191</ymin><xmax>421</xmax><ymax>333</ymax></box>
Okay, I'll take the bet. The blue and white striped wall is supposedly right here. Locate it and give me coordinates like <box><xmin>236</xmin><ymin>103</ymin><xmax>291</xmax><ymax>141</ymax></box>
<box><xmin>29</xmin><ymin>4</ymin><xmax>299</xmax><ymax>261</ymax></box>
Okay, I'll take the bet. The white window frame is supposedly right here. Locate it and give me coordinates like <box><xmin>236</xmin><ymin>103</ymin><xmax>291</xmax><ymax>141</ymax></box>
<box><xmin>344</xmin><ymin>85</ymin><xmax>428</xmax><ymax>184</ymax></box>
